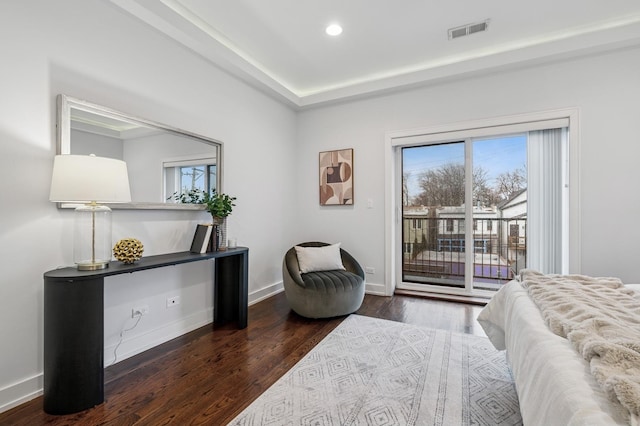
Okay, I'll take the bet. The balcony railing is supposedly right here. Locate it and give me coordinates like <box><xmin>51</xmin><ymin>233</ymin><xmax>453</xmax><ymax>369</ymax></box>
<box><xmin>402</xmin><ymin>217</ymin><xmax>527</xmax><ymax>290</ymax></box>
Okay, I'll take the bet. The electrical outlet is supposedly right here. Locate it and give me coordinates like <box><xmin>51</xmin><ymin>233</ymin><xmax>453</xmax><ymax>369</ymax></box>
<box><xmin>132</xmin><ymin>305</ymin><xmax>149</xmax><ymax>318</ymax></box>
<box><xmin>365</xmin><ymin>267</ymin><xmax>375</xmax><ymax>274</ymax></box>
<box><xmin>166</xmin><ymin>296</ymin><xmax>180</xmax><ymax>308</ymax></box>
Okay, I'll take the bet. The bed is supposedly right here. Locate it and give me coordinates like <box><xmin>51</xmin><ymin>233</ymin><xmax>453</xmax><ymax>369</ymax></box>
<box><xmin>477</xmin><ymin>272</ymin><xmax>640</xmax><ymax>426</ymax></box>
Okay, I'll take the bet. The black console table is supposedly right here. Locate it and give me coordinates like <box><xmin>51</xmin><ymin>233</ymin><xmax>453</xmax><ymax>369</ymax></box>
<box><xmin>43</xmin><ymin>248</ymin><xmax>248</xmax><ymax>415</ymax></box>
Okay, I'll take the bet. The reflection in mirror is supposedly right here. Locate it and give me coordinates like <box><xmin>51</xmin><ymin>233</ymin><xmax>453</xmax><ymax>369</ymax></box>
<box><xmin>163</xmin><ymin>155</ymin><xmax>217</xmax><ymax>200</ymax></box>
<box><xmin>57</xmin><ymin>94</ymin><xmax>222</xmax><ymax>210</ymax></box>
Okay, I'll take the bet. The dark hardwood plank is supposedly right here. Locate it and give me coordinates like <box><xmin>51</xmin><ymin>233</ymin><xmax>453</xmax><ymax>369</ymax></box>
<box><xmin>0</xmin><ymin>292</ymin><xmax>486</xmax><ymax>425</ymax></box>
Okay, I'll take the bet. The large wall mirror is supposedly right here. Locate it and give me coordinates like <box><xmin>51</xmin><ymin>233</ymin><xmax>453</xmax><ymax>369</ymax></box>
<box><xmin>57</xmin><ymin>94</ymin><xmax>222</xmax><ymax>210</ymax></box>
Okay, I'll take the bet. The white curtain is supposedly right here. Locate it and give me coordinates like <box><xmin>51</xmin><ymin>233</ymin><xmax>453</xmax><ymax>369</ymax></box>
<box><xmin>527</xmin><ymin>128</ymin><xmax>568</xmax><ymax>274</ymax></box>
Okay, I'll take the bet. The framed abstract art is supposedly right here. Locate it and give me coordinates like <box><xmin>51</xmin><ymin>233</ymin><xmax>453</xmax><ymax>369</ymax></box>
<box><xmin>319</xmin><ymin>148</ymin><xmax>353</xmax><ymax>205</ymax></box>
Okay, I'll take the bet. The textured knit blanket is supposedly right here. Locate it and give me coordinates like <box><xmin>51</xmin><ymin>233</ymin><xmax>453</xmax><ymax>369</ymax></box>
<box><xmin>519</xmin><ymin>269</ymin><xmax>640</xmax><ymax>423</ymax></box>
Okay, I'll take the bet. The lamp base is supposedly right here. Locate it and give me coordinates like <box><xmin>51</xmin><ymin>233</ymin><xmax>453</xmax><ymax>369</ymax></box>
<box><xmin>77</xmin><ymin>261</ymin><xmax>109</xmax><ymax>271</ymax></box>
<box><xmin>74</xmin><ymin>203</ymin><xmax>112</xmax><ymax>271</ymax></box>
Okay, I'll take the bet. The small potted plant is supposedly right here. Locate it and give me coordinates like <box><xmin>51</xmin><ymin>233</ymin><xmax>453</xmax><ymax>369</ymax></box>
<box><xmin>202</xmin><ymin>191</ymin><xmax>236</xmax><ymax>224</ymax></box>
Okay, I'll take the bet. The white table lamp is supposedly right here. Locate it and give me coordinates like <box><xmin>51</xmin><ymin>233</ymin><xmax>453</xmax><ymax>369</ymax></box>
<box><xmin>50</xmin><ymin>154</ymin><xmax>131</xmax><ymax>270</ymax></box>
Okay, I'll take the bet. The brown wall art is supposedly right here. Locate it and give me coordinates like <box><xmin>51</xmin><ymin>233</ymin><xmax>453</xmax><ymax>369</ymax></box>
<box><xmin>319</xmin><ymin>148</ymin><xmax>354</xmax><ymax>205</ymax></box>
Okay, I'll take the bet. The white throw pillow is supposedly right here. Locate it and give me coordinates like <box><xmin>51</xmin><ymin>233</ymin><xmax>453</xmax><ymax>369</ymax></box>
<box><xmin>295</xmin><ymin>243</ymin><xmax>346</xmax><ymax>273</ymax></box>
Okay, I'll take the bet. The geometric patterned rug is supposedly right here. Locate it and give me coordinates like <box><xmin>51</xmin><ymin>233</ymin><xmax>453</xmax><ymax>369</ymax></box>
<box><xmin>227</xmin><ymin>314</ymin><xmax>522</xmax><ymax>425</ymax></box>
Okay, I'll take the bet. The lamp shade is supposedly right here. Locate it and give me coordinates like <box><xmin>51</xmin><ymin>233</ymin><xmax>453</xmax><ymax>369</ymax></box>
<box><xmin>49</xmin><ymin>155</ymin><xmax>131</xmax><ymax>203</ymax></box>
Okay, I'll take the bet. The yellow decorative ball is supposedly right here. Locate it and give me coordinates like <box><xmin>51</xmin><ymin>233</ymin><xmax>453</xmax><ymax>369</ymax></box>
<box><xmin>113</xmin><ymin>238</ymin><xmax>144</xmax><ymax>264</ymax></box>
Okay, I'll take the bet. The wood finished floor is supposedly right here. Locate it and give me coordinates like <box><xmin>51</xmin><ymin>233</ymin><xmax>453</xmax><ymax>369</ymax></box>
<box><xmin>0</xmin><ymin>292</ymin><xmax>486</xmax><ymax>426</ymax></box>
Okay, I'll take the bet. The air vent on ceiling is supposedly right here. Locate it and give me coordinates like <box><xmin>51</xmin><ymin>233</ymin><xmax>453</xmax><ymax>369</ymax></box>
<box><xmin>448</xmin><ymin>19</ymin><xmax>489</xmax><ymax>40</ymax></box>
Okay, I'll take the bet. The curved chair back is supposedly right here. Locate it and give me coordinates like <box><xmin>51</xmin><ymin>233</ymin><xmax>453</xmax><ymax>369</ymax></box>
<box><xmin>284</xmin><ymin>242</ymin><xmax>365</xmax><ymax>286</ymax></box>
<box><xmin>282</xmin><ymin>242</ymin><xmax>365</xmax><ymax>318</ymax></box>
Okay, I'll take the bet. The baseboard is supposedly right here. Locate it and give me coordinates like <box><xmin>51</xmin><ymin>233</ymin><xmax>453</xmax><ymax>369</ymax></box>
<box><xmin>104</xmin><ymin>307</ymin><xmax>215</xmax><ymax>366</ymax></box>
<box><xmin>249</xmin><ymin>281</ymin><xmax>284</xmax><ymax>305</ymax></box>
<box><xmin>104</xmin><ymin>282</ymin><xmax>286</xmax><ymax>365</ymax></box>
<box><xmin>0</xmin><ymin>282</ymin><xmax>290</xmax><ymax>414</ymax></box>
<box><xmin>3</xmin><ymin>280</ymin><xmax>366</xmax><ymax>414</ymax></box>
<box><xmin>365</xmin><ymin>282</ymin><xmax>387</xmax><ymax>296</ymax></box>
<box><xmin>0</xmin><ymin>310</ymin><xmax>218</xmax><ymax>415</ymax></box>
<box><xmin>251</xmin><ymin>281</ymin><xmax>384</xmax><ymax>300</ymax></box>
<box><xmin>0</xmin><ymin>374</ymin><xmax>43</xmax><ymax>414</ymax></box>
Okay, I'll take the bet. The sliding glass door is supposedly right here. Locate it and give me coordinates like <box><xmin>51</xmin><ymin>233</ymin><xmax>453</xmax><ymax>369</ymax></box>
<box><xmin>387</xmin><ymin>110</ymin><xmax>576</xmax><ymax>299</ymax></box>
<box><xmin>401</xmin><ymin>134</ymin><xmax>529</xmax><ymax>294</ymax></box>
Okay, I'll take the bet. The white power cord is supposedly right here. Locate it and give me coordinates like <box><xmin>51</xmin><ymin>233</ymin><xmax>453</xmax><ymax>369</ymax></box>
<box><xmin>110</xmin><ymin>314</ymin><xmax>143</xmax><ymax>366</ymax></box>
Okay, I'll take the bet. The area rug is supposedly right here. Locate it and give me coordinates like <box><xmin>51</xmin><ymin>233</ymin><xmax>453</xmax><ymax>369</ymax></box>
<box><xmin>228</xmin><ymin>314</ymin><xmax>522</xmax><ymax>425</ymax></box>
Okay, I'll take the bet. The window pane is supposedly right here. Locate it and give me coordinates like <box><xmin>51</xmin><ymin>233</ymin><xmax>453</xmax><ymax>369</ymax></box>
<box><xmin>402</xmin><ymin>142</ymin><xmax>466</xmax><ymax>288</ymax></box>
<box><xmin>207</xmin><ymin>165</ymin><xmax>217</xmax><ymax>195</ymax></box>
<box><xmin>472</xmin><ymin>135</ymin><xmax>527</xmax><ymax>290</ymax></box>
<box><xmin>164</xmin><ymin>153</ymin><xmax>218</xmax><ymax>202</ymax></box>
<box><xmin>179</xmin><ymin>166</ymin><xmax>206</xmax><ymax>192</ymax></box>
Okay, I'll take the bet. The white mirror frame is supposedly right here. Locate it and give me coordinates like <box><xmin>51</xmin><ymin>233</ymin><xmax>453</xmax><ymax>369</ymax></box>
<box><xmin>56</xmin><ymin>94</ymin><xmax>223</xmax><ymax>210</ymax></box>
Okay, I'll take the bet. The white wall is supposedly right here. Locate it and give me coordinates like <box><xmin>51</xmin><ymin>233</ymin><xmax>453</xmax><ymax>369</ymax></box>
<box><xmin>297</xmin><ymin>45</ymin><xmax>640</xmax><ymax>289</ymax></box>
<box><xmin>0</xmin><ymin>0</ymin><xmax>297</xmax><ymax>411</ymax></box>
<box><xmin>123</xmin><ymin>132</ymin><xmax>215</xmax><ymax>202</ymax></box>
<box><xmin>71</xmin><ymin>129</ymin><xmax>124</xmax><ymax>159</ymax></box>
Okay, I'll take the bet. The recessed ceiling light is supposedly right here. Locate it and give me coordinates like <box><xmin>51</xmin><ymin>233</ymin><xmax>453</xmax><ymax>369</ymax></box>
<box><xmin>326</xmin><ymin>24</ymin><xmax>343</xmax><ymax>36</ymax></box>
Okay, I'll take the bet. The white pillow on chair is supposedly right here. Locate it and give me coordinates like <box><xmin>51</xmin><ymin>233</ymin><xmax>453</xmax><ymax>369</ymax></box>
<box><xmin>295</xmin><ymin>243</ymin><xmax>346</xmax><ymax>273</ymax></box>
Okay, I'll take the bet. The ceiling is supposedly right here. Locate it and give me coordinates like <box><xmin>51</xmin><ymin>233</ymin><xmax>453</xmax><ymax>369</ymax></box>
<box><xmin>111</xmin><ymin>0</ymin><xmax>640</xmax><ymax>108</ymax></box>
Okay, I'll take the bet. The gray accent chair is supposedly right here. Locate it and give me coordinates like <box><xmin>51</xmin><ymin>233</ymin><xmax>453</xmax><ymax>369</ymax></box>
<box><xmin>282</xmin><ymin>242</ymin><xmax>366</xmax><ymax>319</ymax></box>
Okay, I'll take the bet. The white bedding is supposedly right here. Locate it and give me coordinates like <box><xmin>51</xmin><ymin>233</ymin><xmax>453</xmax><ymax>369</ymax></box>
<box><xmin>478</xmin><ymin>281</ymin><xmax>640</xmax><ymax>426</ymax></box>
